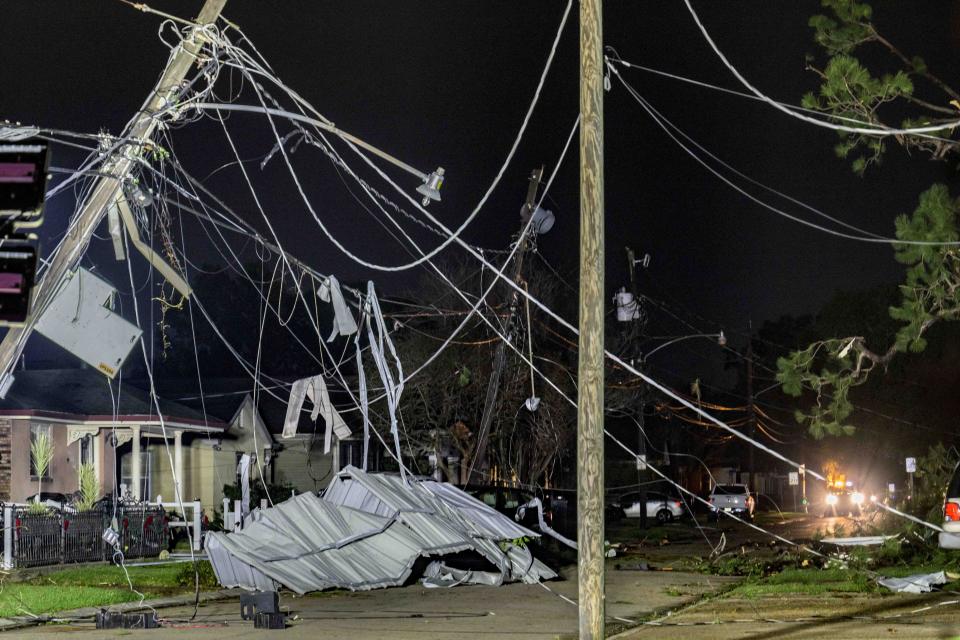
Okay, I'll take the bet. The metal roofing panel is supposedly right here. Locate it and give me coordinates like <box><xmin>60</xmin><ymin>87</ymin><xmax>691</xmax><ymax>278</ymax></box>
<box><xmin>208</xmin><ymin>469</ymin><xmax>557</xmax><ymax>594</ymax></box>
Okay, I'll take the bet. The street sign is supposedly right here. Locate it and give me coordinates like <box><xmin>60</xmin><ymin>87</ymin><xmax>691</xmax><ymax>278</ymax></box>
<box><xmin>906</xmin><ymin>457</ymin><xmax>917</xmax><ymax>473</ymax></box>
<box><xmin>788</xmin><ymin>471</ymin><xmax>799</xmax><ymax>486</ymax></box>
<box><xmin>636</xmin><ymin>454</ymin><xmax>647</xmax><ymax>471</ymax></box>
<box><xmin>888</xmin><ymin>483</ymin><xmax>896</xmax><ymax>493</ymax></box>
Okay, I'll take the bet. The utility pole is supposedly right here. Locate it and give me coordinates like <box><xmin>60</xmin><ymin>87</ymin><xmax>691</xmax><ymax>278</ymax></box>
<box><xmin>626</xmin><ymin>247</ymin><xmax>648</xmax><ymax>530</ymax></box>
<box><xmin>465</xmin><ymin>167</ymin><xmax>544</xmax><ymax>486</ymax></box>
<box><xmin>578</xmin><ymin>0</ymin><xmax>605</xmax><ymax>636</ymax></box>
<box><xmin>0</xmin><ymin>0</ymin><xmax>228</xmax><ymax>381</ymax></box>
<box><xmin>746</xmin><ymin>334</ymin><xmax>756</xmax><ymax>493</ymax></box>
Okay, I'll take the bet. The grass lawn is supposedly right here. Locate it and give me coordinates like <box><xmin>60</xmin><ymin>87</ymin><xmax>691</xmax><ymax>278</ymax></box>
<box><xmin>0</xmin><ymin>561</ymin><xmax>217</xmax><ymax>619</ymax></box>
<box><xmin>0</xmin><ymin>585</ymin><xmax>140</xmax><ymax>618</ymax></box>
<box><xmin>725</xmin><ymin>564</ymin><xmax>960</xmax><ymax>599</ymax></box>
<box><xmin>28</xmin><ymin>563</ymin><xmax>188</xmax><ymax>589</ymax></box>
<box><xmin>725</xmin><ymin>567</ymin><xmax>876</xmax><ymax>598</ymax></box>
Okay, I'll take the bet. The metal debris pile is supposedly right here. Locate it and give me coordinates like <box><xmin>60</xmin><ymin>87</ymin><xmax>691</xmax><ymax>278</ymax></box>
<box><xmin>207</xmin><ymin>466</ymin><xmax>556</xmax><ymax>593</ymax></box>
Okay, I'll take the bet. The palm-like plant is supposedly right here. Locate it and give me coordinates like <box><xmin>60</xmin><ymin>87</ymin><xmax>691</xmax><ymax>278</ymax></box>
<box><xmin>76</xmin><ymin>463</ymin><xmax>100</xmax><ymax>511</ymax></box>
<box><xmin>29</xmin><ymin>431</ymin><xmax>54</xmax><ymax>515</ymax></box>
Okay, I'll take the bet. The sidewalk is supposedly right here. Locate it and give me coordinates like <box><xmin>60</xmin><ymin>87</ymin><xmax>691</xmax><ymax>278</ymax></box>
<box><xmin>0</xmin><ymin>561</ymin><xmax>738</xmax><ymax>639</ymax></box>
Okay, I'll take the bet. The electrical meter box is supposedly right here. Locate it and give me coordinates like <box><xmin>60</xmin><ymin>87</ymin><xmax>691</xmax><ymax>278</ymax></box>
<box><xmin>34</xmin><ymin>268</ymin><xmax>142</xmax><ymax>378</ymax></box>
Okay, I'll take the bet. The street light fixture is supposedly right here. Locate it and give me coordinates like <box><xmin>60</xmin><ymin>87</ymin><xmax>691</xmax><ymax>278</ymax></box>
<box><xmin>187</xmin><ymin>103</ymin><xmax>447</xmax><ymax>208</ymax></box>
<box><xmin>417</xmin><ymin>167</ymin><xmax>445</xmax><ymax>206</ymax></box>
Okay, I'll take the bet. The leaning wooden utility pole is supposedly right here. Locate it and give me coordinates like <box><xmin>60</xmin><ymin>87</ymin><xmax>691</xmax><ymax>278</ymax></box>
<box><xmin>578</xmin><ymin>0</ymin><xmax>605</xmax><ymax>637</ymax></box>
<box><xmin>465</xmin><ymin>166</ymin><xmax>543</xmax><ymax>486</ymax></box>
<box><xmin>0</xmin><ymin>0</ymin><xmax>227</xmax><ymax>381</ymax></box>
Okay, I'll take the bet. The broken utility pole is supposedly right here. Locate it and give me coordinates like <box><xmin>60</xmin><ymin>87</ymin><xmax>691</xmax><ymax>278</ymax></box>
<box><xmin>626</xmin><ymin>247</ymin><xmax>649</xmax><ymax>531</ymax></box>
<box><xmin>466</xmin><ymin>166</ymin><xmax>544</xmax><ymax>486</ymax></box>
<box><xmin>747</xmin><ymin>330</ymin><xmax>756</xmax><ymax>493</ymax></box>
<box><xmin>578</xmin><ymin>0</ymin><xmax>605</xmax><ymax>636</ymax></box>
<box><xmin>0</xmin><ymin>0</ymin><xmax>227</xmax><ymax>385</ymax></box>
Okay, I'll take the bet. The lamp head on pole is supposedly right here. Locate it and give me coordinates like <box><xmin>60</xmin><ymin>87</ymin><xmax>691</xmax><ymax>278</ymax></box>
<box><xmin>520</xmin><ymin>204</ymin><xmax>555</xmax><ymax>235</ymax></box>
<box><xmin>417</xmin><ymin>167</ymin><xmax>445</xmax><ymax>206</ymax></box>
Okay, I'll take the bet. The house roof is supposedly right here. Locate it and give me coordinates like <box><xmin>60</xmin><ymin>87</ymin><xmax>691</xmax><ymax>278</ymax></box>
<box><xmin>0</xmin><ymin>369</ymin><xmax>227</xmax><ymax>430</ymax></box>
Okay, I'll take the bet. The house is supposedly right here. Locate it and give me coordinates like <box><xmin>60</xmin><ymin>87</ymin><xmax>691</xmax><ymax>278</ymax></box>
<box><xmin>0</xmin><ymin>368</ymin><xmax>377</xmax><ymax>515</ymax></box>
<box><xmin>0</xmin><ymin>369</ymin><xmax>229</xmax><ymax>508</ymax></box>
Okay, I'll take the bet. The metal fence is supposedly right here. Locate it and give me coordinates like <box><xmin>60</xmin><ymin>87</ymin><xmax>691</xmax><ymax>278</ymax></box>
<box><xmin>1</xmin><ymin>503</ymin><xmax>170</xmax><ymax>569</ymax></box>
<box><xmin>118</xmin><ymin>505</ymin><xmax>166</xmax><ymax>559</ymax></box>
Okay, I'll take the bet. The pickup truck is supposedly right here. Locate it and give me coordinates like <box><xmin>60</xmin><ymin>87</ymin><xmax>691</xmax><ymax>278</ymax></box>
<box><xmin>708</xmin><ymin>484</ymin><xmax>755</xmax><ymax>521</ymax></box>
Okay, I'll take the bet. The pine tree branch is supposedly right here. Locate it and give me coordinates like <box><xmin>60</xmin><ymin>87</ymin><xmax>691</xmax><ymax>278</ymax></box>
<box><xmin>869</xmin><ymin>26</ymin><xmax>960</xmax><ymax>100</ymax></box>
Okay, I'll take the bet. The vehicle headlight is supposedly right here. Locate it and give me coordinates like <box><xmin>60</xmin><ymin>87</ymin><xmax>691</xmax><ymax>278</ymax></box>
<box><xmin>869</xmin><ymin>495</ymin><xmax>878</xmax><ymax>503</ymax></box>
<box><xmin>851</xmin><ymin>492</ymin><xmax>865</xmax><ymax>505</ymax></box>
<box><xmin>826</xmin><ymin>494</ymin><xmax>839</xmax><ymax>505</ymax></box>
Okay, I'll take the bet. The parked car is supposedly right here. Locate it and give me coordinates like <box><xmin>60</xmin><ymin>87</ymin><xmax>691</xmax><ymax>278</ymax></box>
<box><xmin>466</xmin><ymin>485</ymin><xmax>534</xmax><ymax>516</ymax></box>
<box><xmin>939</xmin><ymin>463</ymin><xmax>960</xmax><ymax>549</ymax></box>
<box><xmin>708</xmin><ymin>484</ymin><xmax>755</xmax><ymax>521</ymax></box>
<box><xmin>466</xmin><ymin>485</ymin><xmax>621</xmax><ymax>541</ymax></box>
<box><xmin>618</xmin><ymin>491</ymin><xmax>685</xmax><ymax>523</ymax></box>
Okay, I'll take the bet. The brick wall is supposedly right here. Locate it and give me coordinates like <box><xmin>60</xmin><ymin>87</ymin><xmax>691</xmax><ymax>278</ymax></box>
<box><xmin>0</xmin><ymin>419</ymin><xmax>11</xmax><ymax>501</ymax></box>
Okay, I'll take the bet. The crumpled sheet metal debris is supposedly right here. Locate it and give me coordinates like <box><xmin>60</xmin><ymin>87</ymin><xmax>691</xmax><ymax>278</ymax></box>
<box><xmin>517</xmin><ymin>497</ymin><xmax>577</xmax><ymax>549</ymax></box>
<box><xmin>206</xmin><ymin>492</ymin><xmax>475</xmax><ymax>593</ymax></box>
<box><xmin>323</xmin><ymin>466</ymin><xmax>557</xmax><ymax>585</ymax></box>
<box><xmin>877</xmin><ymin>570</ymin><xmax>948</xmax><ymax>593</ymax></box>
<box><xmin>421</xmin><ymin>561</ymin><xmax>502</xmax><ymax>588</ymax></box>
<box><xmin>207</xmin><ymin>467</ymin><xmax>556</xmax><ymax>594</ymax></box>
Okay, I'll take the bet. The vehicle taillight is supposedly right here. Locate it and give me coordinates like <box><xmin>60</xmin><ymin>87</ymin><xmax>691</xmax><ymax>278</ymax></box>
<box><xmin>945</xmin><ymin>502</ymin><xmax>960</xmax><ymax>521</ymax></box>
<box><xmin>674</xmin><ymin>501</ymin><xmax>682</xmax><ymax>508</ymax></box>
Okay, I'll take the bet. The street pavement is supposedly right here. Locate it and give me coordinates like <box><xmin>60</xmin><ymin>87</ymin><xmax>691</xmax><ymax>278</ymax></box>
<box><xmin>8</xmin><ymin>512</ymin><xmax>952</xmax><ymax>639</ymax></box>
<box><xmin>0</xmin><ymin>562</ymin><xmax>738</xmax><ymax>639</ymax></box>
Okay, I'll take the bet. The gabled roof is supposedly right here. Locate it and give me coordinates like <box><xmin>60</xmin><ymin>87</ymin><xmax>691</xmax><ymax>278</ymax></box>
<box><xmin>0</xmin><ymin>369</ymin><xmax>227</xmax><ymax>430</ymax></box>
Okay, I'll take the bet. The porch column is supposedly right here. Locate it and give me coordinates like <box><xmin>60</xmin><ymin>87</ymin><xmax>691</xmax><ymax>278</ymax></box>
<box><xmin>173</xmin><ymin>430</ymin><xmax>184</xmax><ymax>502</ymax></box>
<box><xmin>131</xmin><ymin>425</ymin><xmax>141</xmax><ymax>501</ymax></box>
<box><xmin>93</xmin><ymin>430</ymin><xmax>104</xmax><ymax>484</ymax></box>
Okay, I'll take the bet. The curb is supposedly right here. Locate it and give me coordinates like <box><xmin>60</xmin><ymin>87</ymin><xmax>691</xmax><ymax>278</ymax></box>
<box><xmin>0</xmin><ymin>589</ymin><xmax>241</xmax><ymax>632</ymax></box>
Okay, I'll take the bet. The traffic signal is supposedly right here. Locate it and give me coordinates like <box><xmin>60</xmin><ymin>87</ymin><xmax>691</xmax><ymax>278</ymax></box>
<box><xmin>0</xmin><ymin>137</ymin><xmax>49</xmax><ymax>325</ymax></box>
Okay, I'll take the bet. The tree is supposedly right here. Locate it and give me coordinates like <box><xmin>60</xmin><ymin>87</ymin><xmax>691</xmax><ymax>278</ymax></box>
<box><xmin>777</xmin><ymin>2</ymin><xmax>960</xmax><ymax>438</ymax></box>
<box><xmin>373</xmin><ymin>258</ymin><xmax>577</xmax><ymax>487</ymax></box>
<box><xmin>804</xmin><ymin>0</ymin><xmax>960</xmax><ymax>174</ymax></box>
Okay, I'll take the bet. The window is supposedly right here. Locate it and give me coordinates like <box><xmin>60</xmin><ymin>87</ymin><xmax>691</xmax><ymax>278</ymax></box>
<box><xmin>478</xmin><ymin>491</ymin><xmax>498</xmax><ymax>508</ymax></box>
<box><xmin>715</xmin><ymin>485</ymin><xmax>747</xmax><ymax>495</ymax></box>
<box><xmin>29</xmin><ymin>424</ymin><xmax>52</xmax><ymax>479</ymax></box>
<box><xmin>119</xmin><ymin>449</ymin><xmax>152</xmax><ymax>500</ymax></box>
<box><xmin>79</xmin><ymin>434</ymin><xmax>94</xmax><ymax>466</ymax></box>
<box><xmin>337</xmin><ymin>440</ymin><xmax>384</xmax><ymax>472</ymax></box>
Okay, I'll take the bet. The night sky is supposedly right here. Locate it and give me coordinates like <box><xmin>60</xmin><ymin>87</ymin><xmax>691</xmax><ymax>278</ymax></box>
<box><xmin>3</xmin><ymin>2</ymin><xmax>959</xmax><ymax>387</ymax></box>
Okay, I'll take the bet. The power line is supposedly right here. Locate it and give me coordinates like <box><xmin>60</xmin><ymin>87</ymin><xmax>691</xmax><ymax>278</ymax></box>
<box><xmin>682</xmin><ymin>0</ymin><xmax>960</xmax><ymax>137</ymax></box>
<box><xmin>608</xmin><ymin>64</ymin><xmax>960</xmax><ymax>246</ymax></box>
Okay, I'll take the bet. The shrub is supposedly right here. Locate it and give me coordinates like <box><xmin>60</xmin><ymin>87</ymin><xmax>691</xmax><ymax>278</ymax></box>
<box><xmin>174</xmin><ymin>561</ymin><xmax>219</xmax><ymax>590</ymax></box>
